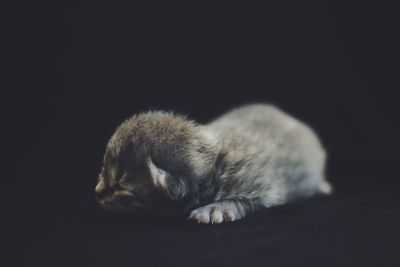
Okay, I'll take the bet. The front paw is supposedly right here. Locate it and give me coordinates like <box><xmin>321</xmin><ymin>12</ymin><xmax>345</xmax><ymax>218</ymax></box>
<box><xmin>188</xmin><ymin>206</ymin><xmax>236</xmax><ymax>224</ymax></box>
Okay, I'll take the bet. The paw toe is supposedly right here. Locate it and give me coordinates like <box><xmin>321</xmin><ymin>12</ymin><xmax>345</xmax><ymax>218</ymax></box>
<box><xmin>210</xmin><ymin>208</ymin><xmax>223</xmax><ymax>224</ymax></box>
<box><xmin>188</xmin><ymin>209</ymin><xmax>211</xmax><ymax>224</ymax></box>
<box><xmin>223</xmin><ymin>210</ymin><xmax>236</xmax><ymax>222</ymax></box>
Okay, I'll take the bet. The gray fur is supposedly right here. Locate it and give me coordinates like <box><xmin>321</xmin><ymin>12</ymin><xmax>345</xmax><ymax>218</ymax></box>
<box><xmin>95</xmin><ymin>104</ymin><xmax>331</xmax><ymax>223</ymax></box>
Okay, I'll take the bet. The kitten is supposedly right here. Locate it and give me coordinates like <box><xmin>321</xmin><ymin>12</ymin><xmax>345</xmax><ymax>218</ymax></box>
<box><xmin>95</xmin><ymin>104</ymin><xmax>331</xmax><ymax>223</ymax></box>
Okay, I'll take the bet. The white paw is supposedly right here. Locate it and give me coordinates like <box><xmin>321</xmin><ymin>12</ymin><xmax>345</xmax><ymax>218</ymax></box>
<box><xmin>188</xmin><ymin>206</ymin><xmax>236</xmax><ymax>224</ymax></box>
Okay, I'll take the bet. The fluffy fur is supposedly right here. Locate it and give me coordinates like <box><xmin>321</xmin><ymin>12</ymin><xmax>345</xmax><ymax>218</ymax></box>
<box><xmin>95</xmin><ymin>104</ymin><xmax>331</xmax><ymax>223</ymax></box>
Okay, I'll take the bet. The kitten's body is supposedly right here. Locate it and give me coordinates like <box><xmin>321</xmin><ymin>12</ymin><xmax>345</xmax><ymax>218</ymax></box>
<box><xmin>190</xmin><ymin>104</ymin><xmax>330</xmax><ymax>223</ymax></box>
<box><xmin>95</xmin><ymin>104</ymin><xmax>331</xmax><ymax>223</ymax></box>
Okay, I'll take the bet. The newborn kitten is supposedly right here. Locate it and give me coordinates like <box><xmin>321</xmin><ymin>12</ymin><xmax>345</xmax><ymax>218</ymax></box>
<box><xmin>95</xmin><ymin>104</ymin><xmax>331</xmax><ymax>224</ymax></box>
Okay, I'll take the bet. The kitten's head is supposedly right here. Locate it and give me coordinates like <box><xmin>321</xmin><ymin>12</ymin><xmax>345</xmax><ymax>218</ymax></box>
<box><xmin>95</xmin><ymin>111</ymin><xmax>217</xmax><ymax>218</ymax></box>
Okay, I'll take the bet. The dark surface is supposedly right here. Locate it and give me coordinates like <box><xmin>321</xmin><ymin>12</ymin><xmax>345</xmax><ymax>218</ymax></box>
<box><xmin>6</xmin><ymin>1</ymin><xmax>400</xmax><ymax>266</ymax></box>
<box><xmin>18</xmin><ymin>157</ymin><xmax>400</xmax><ymax>267</ymax></box>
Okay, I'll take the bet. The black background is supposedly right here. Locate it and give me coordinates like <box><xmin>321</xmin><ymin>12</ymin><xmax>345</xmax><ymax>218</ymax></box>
<box><xmin>6</xmin><ymin>1</ymin><xmax>400</xmax><ymax>266</ymax></box>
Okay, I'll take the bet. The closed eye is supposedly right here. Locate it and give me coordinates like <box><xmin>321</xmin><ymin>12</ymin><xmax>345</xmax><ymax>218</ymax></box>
<box><xmin>130</xmin><ymin>191</ymin><xmax>146</xmax><ymax>205</ymax></box>
<box><xmin>113</xmin><ymin>183</ymin><xmax>123</xmax><ymax>191</ymax></box>
<box><xmin>119</xmin><ymin>172</ymin><xmax>129</xmax><ymax>184</ymax></box>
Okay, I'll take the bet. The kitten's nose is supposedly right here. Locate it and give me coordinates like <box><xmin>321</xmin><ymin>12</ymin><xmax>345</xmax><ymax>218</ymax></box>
<box><xmin>95</xmin><ymin>189</ymin><xmax>104</xmax><ymax>199</ymax></box>
<box><xmin>95</xmin><ymin>182</ymin><xmax>106</xmax><ymax>199</ymax></box>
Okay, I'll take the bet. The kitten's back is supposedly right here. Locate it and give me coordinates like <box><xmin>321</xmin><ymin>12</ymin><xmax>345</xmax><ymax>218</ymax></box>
<box><xmin>206</xmin><ymin>103</ymin><xmax>329</xmax><ymax>201</ymax></box>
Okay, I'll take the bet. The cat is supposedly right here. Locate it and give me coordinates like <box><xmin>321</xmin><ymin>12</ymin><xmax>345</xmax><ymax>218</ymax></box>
<box><xmin>95</xmin><ymin>104</ymin><xmax>331</xmax><ymax>223</ymax></box>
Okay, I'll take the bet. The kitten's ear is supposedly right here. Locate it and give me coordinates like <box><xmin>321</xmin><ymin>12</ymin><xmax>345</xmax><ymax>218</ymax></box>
<box><xmin>147</xmin><ymin>159</ymin><xmax>187</xmax><ymax>200</ymax></box>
